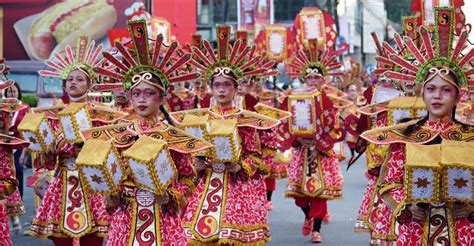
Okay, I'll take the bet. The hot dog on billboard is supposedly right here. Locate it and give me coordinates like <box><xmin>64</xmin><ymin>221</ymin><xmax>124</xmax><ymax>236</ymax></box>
<box><xmin>27</xmin><ymin>0</ymin><xmax>117</xmax><ymax>60</ymax></box>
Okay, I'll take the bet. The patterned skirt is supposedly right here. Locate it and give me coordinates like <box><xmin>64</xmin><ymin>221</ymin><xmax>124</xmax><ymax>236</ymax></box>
<box><xmin>106</xmin><ymin>191</ymin><xmax>188</xmax><ymax>246</ymax></box>
<box><xmin>286</xmin><ymin>147</ymin><xmax>343</xmax><ymax>200</ymax></box>
<box><xmin>6</xmin><ymin>188</ymin><xmax>25</xmax><ymax>216</ymax></box>
<box><xmin>183</xmin><ymin>168</ymin><xmax>270</xmax><ymax>245</ymax></box>
<box><xmin>27</xmin><ymin>168</ymin><xmax>109</xmax><ymax>239</ymax></box>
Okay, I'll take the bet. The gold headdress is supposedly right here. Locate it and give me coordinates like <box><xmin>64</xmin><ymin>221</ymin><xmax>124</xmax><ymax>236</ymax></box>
<box><xmin>189</xmin><ymin>25</ymin><xmax>278</xmax><ymax>83</ymax></box>
<box><xmin>286</xmin><ymin>39</ymin><xmax>343</xmax><ymax>79</ymax></box>
<box><xmin>39</xmin><ymin>36</ymin><xmax>103</xmax><ymax>80</ymax></box>
<box><xmin>96</xmin><ymin>20</ymin><xmax>200</xmax><ymax>92</ymax></box>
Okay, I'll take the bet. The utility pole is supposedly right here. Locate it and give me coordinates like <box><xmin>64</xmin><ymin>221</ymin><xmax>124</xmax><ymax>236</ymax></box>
<box><xmin>359</xmin><ymin>0</ymin><xmax>365</xmax><ymax>66</ymax></box>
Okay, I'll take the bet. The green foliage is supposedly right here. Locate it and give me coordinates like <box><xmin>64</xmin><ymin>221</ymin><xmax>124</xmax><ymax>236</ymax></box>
<box><xmin>22</xmin><ymin>95</ymin><xmax>38</xmax><ymax>107</ymax></box>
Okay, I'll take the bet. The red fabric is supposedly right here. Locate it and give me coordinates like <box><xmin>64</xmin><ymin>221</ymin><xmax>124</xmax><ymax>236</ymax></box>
<box><xmin>0</xmin><ymin>202</ymin><xmax>12</xmax><ymax>246</ymax></box>
<box><xmin>52</xmin><ymin>234</ymin><xmax>103</xmax><ymax>246</ymax></box>
<box><xmin>264</xmin><ymin>178</ymin><xmax>276</xmax><ymax>191</ymax></box>
<box><xmin>294</xmin><ymin>197</ymin><xmax>327</xmax><ymax>219</ymax></box>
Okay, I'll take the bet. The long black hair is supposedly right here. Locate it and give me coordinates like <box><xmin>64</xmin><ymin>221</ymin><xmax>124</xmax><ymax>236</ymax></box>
<box><xmin>4</xmin><ymin>82</ymin><xmax>22</xmax><ymax>100</ymax></box>
<box><xmin>403</xmin><ymin>69</ymin><xmax>468</xmax><ymax>135</ymax></box>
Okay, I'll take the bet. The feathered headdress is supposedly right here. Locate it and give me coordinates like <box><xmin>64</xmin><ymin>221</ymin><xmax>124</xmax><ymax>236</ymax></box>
<box><xmin>96</xmin><ymin>20</ymin><xmax>200</xmax><ymax>92</ymax></box>
<box><xmin>189</xmin><ymin>25</ymin><xmax>278</xmax><ymax>83</ymax></box>
<box><xmin>378</xmin><ymin>7</ymin><xmax>473</xmax><ymax>90</ymax></box>
<box><xmin>0</xmin><ymin>59</ymin><xmax>26</xmax><ymax>112</ymax></box>
<box><xmin>39</xmin><ymin>36</ymin><xmax>103</xmax><ymax>80</ymax></box>
<box><xmin>286</xmin><ymin>38</ymin><xmax>343</xmax><ymax>79</ymax></box>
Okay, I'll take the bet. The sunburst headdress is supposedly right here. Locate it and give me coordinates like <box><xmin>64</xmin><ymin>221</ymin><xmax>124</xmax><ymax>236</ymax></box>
<box><xmin>95</xmin><ymin>20</ymin><xmax>200</xmax><ymax>93</ymax></box>
<box><xmin>286</xmin><ymin>38</ymin><xmax>343</xmax><ymax>79</ymax></box>
<box><xmin>188</xmin><ymin>25</ymin><xmax>278</xmax><ymax>84</ymax></box>
<box><xmin>0</xmin><ymin>59</ymin><xmax>24</xmax><ymax>108</ymax></box>
<box><xmin>378</xmin><ymin>7</ymin><xmax>473</xmax><ymax>91</ymax></box>
<box><xmin>39</xmin><ymin>36</ymin><xmax>103</xmax><ymax>80</ymax></box>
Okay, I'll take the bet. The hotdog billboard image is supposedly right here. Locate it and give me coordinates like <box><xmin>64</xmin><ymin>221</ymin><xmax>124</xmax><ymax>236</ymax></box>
<box><xmin>10</xmin><ymin>0</ymin><xmax>148</xmax><ymax>60</ymax></box>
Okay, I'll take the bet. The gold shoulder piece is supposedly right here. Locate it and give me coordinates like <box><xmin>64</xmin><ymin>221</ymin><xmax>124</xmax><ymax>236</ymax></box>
<box><xmin>142</xmin><ymin>124</ymin><xmax>213</xmax><ymax>154</ymax></box>
<box><xmin>254</xmin><ymin>103</ymin><xmax>292</xmax><ymax>121</ymax></box>
<box><xmin>80</xmin><ymin>123</ymin><xmax>137</xmax><ymax>148</ymax></box>
<box><xmin>169</xmin><ymin>108</ymin><xmax>210</xmax><ymax>124</ymax></box>
<box><xmin>238</xmin><ymin>110</ymin><xmax>280</xmax><ymax>130</ymax></box>
<box><xmin>31</xmin><ymin>105</ymin><xmax>65</xmax><ymax>119</ymax></box>
<box><xmin>327</xmin><ymin>94</ymin><xmax>353</xmax><ymax>109</ymax></box>
<box><xmin>441</xmin><ymin>124</ymin><xmax>474</xmax><ymax>142</ymax></box>
<box><xmin>88</xmin><ymin>104</ymin><xmax>128</xmax><ymax>124</ymax></box>
<box><xmin>357</xmin><ymin>101</ymin><xmax>389</xmax><ymax>116</ymax></box>
<box><xmin>360</xmin><ymin>119</ymin><xmax>439</xmax><ymax>144</ymax></box>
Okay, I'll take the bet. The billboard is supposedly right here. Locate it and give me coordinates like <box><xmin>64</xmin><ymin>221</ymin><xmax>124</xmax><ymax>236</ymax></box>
<box><xmin>3</xmin><ymin>0</ymin><xmax>147</xmax><ymax>60</ymax></box>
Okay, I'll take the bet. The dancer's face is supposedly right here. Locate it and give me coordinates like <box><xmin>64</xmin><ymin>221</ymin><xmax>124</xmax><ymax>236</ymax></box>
<box><xmin>305</xmin><ymin>74</ymin><xmax>324</xmax><ymax>90</ymax></box>
<box><xmin>130</xmin><ymin>82</ymin><xmax>165</xmax><ymax>118</ymax></box>
<box><xmin>211</xmin><ymin>76</ymin><xmax>237</xmax><ymax>107</ymax></box>
<box><xmin>113</xmin><ymin>88</ymin><xmax>128</xmax><ymax>105</ymax></box>
<box><xmin>422</xmin><ymin>74</ymin><xmax>459</xmax><ymax>121</ymax></box>
<box><xmin>64</xmin><ymin>69</ymin><xmax>90</xmax><ymax>97</ymax></box>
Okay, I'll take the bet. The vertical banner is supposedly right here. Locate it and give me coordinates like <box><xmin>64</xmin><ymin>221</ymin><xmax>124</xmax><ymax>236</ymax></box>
<box><xmin>238</xmin><ymin>0</ymin><xmax>257</xmax><ymax>31</ymax></box>
<box><xmin>238</xmin><ymin>0</ymin><xmax>272</xmax><ymax>38</ymax></box>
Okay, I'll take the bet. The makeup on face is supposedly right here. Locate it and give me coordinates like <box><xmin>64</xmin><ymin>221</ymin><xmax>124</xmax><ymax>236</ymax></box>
<box><xmin>65</xmin><ymin>69</ymin><xmax>90</xmax><ymax>97</ymax></box>
<box><xmin>305</xmin><ymin>74</ymin><xmax>324</xmax><ymax>89</ymax></box>
<box><xmin>131</xmin><ymin>82</ymin><xmax>164</xmax><ymax>118</ymax></box>
<box><xmin>422</xmin><ymin>74</ymin><xmax>459</xmax><ymax>121</ymax></box>
<box><xmin>211</xmin><ymin>76</ymin><xmax>237</xmax><ymax>107</ymax></box>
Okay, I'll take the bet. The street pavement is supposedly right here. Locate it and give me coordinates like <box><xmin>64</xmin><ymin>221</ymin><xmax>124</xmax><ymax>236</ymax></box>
<box><xmin>12</xmin><ymin>150</ymin><xmax>370</xmax><ymax>245</ymax></box>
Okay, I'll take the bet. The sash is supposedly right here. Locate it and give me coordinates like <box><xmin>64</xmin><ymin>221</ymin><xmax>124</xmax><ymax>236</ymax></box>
<box><xmin>129</xmin><ymin>189</ymin><xmax>161</xmax><ymax>246</ymax></box>
<box><xmin>191</xmin><ymin>163</ymin><xmax>228</xmax><ymax>241</ymax></box>
<box><xmin>423</xmin><ymin>204</ymin><xmax>457</xmax><ymax>246</ymax></box>
<box><xmin>60</xmin><ymin>169</ymin><xmax>93</xmax><ymax>238</ymax></box>
<box><xmin>301</xmin><ymin>147</ymin><xmax>326</xmax><ymax>197</ymax></box>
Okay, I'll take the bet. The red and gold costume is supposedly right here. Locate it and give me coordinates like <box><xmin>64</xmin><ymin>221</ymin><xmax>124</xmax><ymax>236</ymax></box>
<box><xmin>171</xmin><ymin>25</ymin><xmax>280</xmax><ymax>245</ymax></box>
<box><xmin>0</xmin><ymin>135</ymin><xmax>28</xmax><ymax>246</ymax></box>
<box><xmin>0</xmin><ymin>60</ymin><xmax>28</xmax><ymax>219</ymax></box>
<box><xmin>360</xmin><ymin>6</ymin><xmax>474</xmax><ymax>245</ymax></box>
<box><xmin>25</xmin><ymin>37</ymin><xmax>115</xmax><ymax>243</ymax></box>
<box><xmin>283</xmin><ymin>37</ymin><xmax>345</xmax><ymax>226</ymax></box>
<box><xmin>92</xmin><ymin>19</ymin><xmax>204</xmax><ymax>245</ymax></box>
<box><xmin>0</xmin><ymin>66</ymin><xmax>30</xmax><ymax>246</ymax></box>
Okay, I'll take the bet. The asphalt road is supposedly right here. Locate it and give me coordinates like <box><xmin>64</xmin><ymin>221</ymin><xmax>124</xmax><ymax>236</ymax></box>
<box><xmin>11</xmin><ymin>150</ymin><xmax>370</xmax><ymax>245</ymax></box>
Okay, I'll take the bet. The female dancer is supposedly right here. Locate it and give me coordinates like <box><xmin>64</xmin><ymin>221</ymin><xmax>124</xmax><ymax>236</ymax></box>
<box><xmin>93</xmin><ymin>19</ymin><xmax>205</xmax><ymax>245</ymax></box>
<box><xmin>26</xmin><ymin>37</ymin><xmax>110</xmax><ymax>245</ymax></box>
<box><xmin>172</xmin><ymin>25</ymin><xmax>280</xmax><ymax>245</ymax></box>
<box><xmin>361</xmin><ymin>7</ymin><xmax>474</xmax><ymax>245</ymax></box>
<box><xmin>284</xmin><ymin>39</ymin><xmax>345</xmax><ymax>243</ymax></box>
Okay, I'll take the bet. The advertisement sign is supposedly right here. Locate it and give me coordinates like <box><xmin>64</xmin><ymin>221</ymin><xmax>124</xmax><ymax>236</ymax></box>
<box><xmin>6</xmin><ymin>0</ymin><xmax>147</xmax><ymax>60</ymax></box>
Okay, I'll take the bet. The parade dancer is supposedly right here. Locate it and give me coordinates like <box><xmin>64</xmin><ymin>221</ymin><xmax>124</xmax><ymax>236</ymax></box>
<box><xmin>25</xmin><ymin>37</ymin><xmax>113</xmax><ymax>245</ymax></box>
<box><xmin>284</xmin><ymin>39</ymin><xmax>345</xmax><ymax>243</ymax></box>
<box><xmin>0</xmin><ymin>74</ymin><xmax>30</xmax><ymax>246</ymax></box>
<box><xmin>171</xmin><ymin>25</ymin><xmax>280</xmax><ymax>245</ymax></box>
<box><xmin>91</xmin><ymin>19</ymin><xmax>206</xmax><ymax>245</ymax></box>
<box><xmin>361</xmin><ymin>7</ymin><xmax>474</xmax><ymax>245</ymax></box>
<box><xmin>0</xmin><ymin>60</ymin><xmax>28</xmax><ymax>234</ymax></box>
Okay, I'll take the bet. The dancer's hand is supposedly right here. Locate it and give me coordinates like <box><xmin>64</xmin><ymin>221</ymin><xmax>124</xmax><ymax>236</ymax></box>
<box><xmin>194</xmin><ymin>157</ymin><xmax>208</xmax><ymax>172</ymax></box>
<box><xmin>454</xmin><ymin>203</ymin><xmax>473</xmax><ymax>219</ymax></box>
<box><xmin>156</xmin><ymin>193</ymin><xmax>170</xmax><ymax>205</ymax></box>
<box><xmin>408</xmin><ymin>204</ymin><xmax>427</xmax><ymax>222</ymax></box>
<box><xmin>105</xmin><ymin>195</ymin><xmax>120</xmax><ymax>208</ymax></box>
<box><xmin>226</xmin><ymin>163</ymin><xmax>242</xmax><ymax>173</ymax></box>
